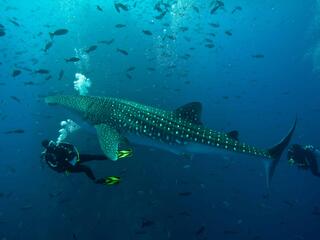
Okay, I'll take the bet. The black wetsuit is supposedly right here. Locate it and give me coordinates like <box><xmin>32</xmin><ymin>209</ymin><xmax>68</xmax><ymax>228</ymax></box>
<box><xmin>288</xmin><ymin>144</ymin><xmax>320</xmax><ymax>177</ymax></box>
<box><xmin>42</xmin><ymin>141</ymin><xmax>108</xmax><ymax>182</ymax></box>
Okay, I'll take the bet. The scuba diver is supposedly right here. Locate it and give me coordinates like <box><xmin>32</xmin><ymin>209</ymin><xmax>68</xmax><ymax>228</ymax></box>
<box><xmin>41</xmin><ymin>139</ymin><xmax>132</xmax><ymax>185</ymax></box>
<box><xmin>287</xmin><ymin>144</ymin><xmax>320</xmax><ymax>177</ymax></box>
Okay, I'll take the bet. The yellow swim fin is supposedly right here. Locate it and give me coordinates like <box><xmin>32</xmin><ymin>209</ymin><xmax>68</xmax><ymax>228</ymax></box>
<box><xmin>117</xmin><ymin>149</ymin><xmax>133</xmax><ymax>159</ymax></box>
<box><xmin>105</xmin><ymin>176</ymin><xmax>120</xmax><ymax>185</ymax></box>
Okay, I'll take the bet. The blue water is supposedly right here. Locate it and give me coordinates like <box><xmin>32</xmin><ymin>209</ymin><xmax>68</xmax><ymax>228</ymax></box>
<box><xmin>1</xmin><ymin>0</ymin><xmax>320</xmax><ymax>239</ymax></box>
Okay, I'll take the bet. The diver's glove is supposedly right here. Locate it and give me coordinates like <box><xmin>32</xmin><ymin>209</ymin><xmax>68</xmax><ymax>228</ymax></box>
<box><xmin>96</xmin><ymin>176</ymin><xmax>121</xmax><ymax>185</ymax></box>
<box><xmin>117</xmin><ymin>149</ymin><xmax>133</xmax><ymax>159</ymax></box>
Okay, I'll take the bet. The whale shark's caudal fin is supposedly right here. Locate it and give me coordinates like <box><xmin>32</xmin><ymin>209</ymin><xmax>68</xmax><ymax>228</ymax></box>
<box><xmin>265</xmin><ymin>118</ymin><xmax>297</xmax><ymax>188</ymax></box>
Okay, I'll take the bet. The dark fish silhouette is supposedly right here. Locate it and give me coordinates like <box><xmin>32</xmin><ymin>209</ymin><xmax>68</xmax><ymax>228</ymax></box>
<box><xmin>23</xmin><ymin>81</ymin><xmax>35</xmax><ymax>86</ymax></box>
<box><xmin>3</xmin><ymin>129</ymin><xmax>25</xmax><ymax>134</ymax></box>
<box><xmin>252</xmin><ymin>54</ymin><xmax>264</xmax><ymax>58</ymax></box>
<box><xmin>232</xmin><ymin>6</ymin><xmax>242</xmax><ymax>14</ymax></box>
<box><xmin>85</xmin><ymin>45</ymin><xmax>98</xmax><ymax>53</ymax></box>
<box><xmin>65</xmin><ymin>57</ymin><xmax>80</xmax><ymax>62</ymax></box>
<box><xmin>179</xmin><ymin>27</ymin><xmax>188</xmax><ymax>32</ymax></box>
<box><xmin>117</xmin><ymin>48</ymin><xmax>128</xmax><ymax>55</ymax></box>
<box><xmin>141</xmin><ymin>218</ymin><xmax>155</xmax><ymax>228</ymax></box>
<box><xmin>196</xmin><ymin>226</ymin><xmax>205</xmax><ymax>236</ymax></box>
<box><xmin>142</xmin><ymin>30</ymin><xmax>152</xmax><ymax>35</ymax></box>
<box><xmin>209</xmin><ymin>22</ymin><xmax>220</xmax><ymax>28</ymax></box>
<box><xmin>115</xmin><ymin>24</ymin><xmax>126</xmax><ymax>28</ymax></box>
<box><xmin>10</xmin><ymin>96</ymin><xmax>21</xmax><ymax>103</ymax></box>
<box><xmin>98</xmin><ymin>39</ymin><xmax>114</xmax><ymax>45</ymax></box>
<box><xmin>155</xmin><ymin>11</ymin><xmax>166</xmax><ymax>20</ymax></box>
<box><xmin>35</xmin><ymin>69</ymin><xmax>50</xmax><ymax>74</ymax></box>
<box><xmin>49</xmin><ymin>29</ymin><xmax>68</xmax><ymax>38</ymax></box>
<box><xmin>0</xmin><ymin>24</ymin><xmax>5</xmax><ymax>37</ymax></box>
<box><xmin>225</xmin><ymin>30</ymin><xmax>232</xmax><ymax>36</ymax></box>
<box><xmin>192</xmin><ymin>6</ymin><xmax>200</xmax><ymax>13</ymax></box>
<box><xmin>58</xmin><ymin>70</ymin><xmax>64</xmax><ymax>80</ymax></box>
<box><xmin>96</xmin><ymin>5</ymin><xmax>103</xmax><ymax>11</ymax></box>
<box><xmin>43</xmin><ymin>41</ymin><xmax>53</xmax><ymax>52</ymax></box>
<box><xmin>12</xmin><ymin>69</ymin><xmax>21</xmax><ymax>77</ymax></box>
<box><xmin>210</xmin><ymin>0</ymin><xmax>224</xmax><ymax>14</ymax></box>
<box><xmin>8</xmin><ymin>19</ymin><xmax>20</xmax><ymax>27</ymax></box>
<box><xmin>126</xmin><ymin>73</ymin><xmax>132</xmax><ymax>79</ymax></box>
<box><xmin>205</xmin><ymin>43</ymin><xmax>215</xmax><ymax>48</ymax></box>
<box><xmin>114</xmin><ymin>3</ymin><xmax>128</xmax><ymax>13</ymax></box>
<box><xmin>126</xmin><ymin>66</ymin><xmax>135</xmax><ymax>71</ymax></box>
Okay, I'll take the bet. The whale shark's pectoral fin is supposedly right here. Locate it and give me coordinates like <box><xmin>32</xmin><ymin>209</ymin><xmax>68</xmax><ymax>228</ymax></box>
<box><xmin>95</xmin><ymin>124</ymin><xmax>121</xmax><ymax>161</ymax></box>
<box><xmin>175</xmin><ymin>102</ymin><xmax>203</xmax><ymax>125</ymax></box>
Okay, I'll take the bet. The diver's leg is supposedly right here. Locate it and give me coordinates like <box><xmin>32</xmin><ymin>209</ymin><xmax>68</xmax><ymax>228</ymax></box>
<box><xmin>309</xmin><ymin>157</ymin><xmax>320</xmax><ymax>177</ymax></box>
<box><xmin>79</xmin><ymin>154</ymin><xmax>109</xmax><ymax>163</ymax></box>
<box><xmin>69</xmin><ymin>165</ymin><xmax>96</xmax><ymax>181</ymax></box>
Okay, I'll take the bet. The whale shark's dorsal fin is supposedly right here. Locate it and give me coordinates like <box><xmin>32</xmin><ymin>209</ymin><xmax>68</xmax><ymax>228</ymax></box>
<box><xmin>95</xmin><ymin>124</ymin><xmax>121</xmax><ymax>161</ymax></box>
<box><xmin>175</xmin><ymin>102</ymin><xmax>203</xmax><ymax>125</ymax></box>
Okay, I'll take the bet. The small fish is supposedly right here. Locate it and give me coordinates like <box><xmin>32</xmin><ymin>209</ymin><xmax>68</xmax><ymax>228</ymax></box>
<box><xmin>45</xmin><ymin>75</ymin><xmax>52</xmax><ymax>81</ymax></box>
<box><xmin>126</xmin><ymin>66</ymin><xmax>135</xmax><ymax>71</ymax></box>
<box><xmin>147</xmin><ymin>67</ymin><xmax>156</xmax><ymax>71</ymax></box>
<box><xmin>155</xmin><ymin>11</ymin><xmax>166</xmax><ymax>20</ymax></box>
<box><xmin>142</xmin><ymin>30</ymin><xmax>152</xmax><ymax>35</ymax></box>
<box><xmin>20</xmin><ymin>205</ymin><xmax>33</xmax><ymax>210</ymax></box>
<box><xmin>10</xmin><ymin>96</ymin><xmax>21</xmax><ymax>103</ymax></box>
<box><xmin>0</xmin><ymin>24</ymin><xmax>5</xmax><ymax>37</ymax></box>
<box><xmin>232</xmin><ymin>6</ymin><xmax>242</xmax><ymax>14</ymax></box>
<box><xmin>141</xmin><ymin>218</ymin><xmax>155</xmax><ymax>228</ymax></box>
<box><xmin>73</xmin><ymin>233</ymin><xmax>78</xmax><ymax>240</ymax></box>
<box><xmin>209</xmin><ymin>22</ymin><xmax>220</xmax><ymax>28</ymax></box>
<box><xmin>49</xmin><ymin>28</ymin><xmax>69</xmax><ymax>38</ymax></box>
<box><xmin>17</xmin><ymin>66</ymin><xmax>32</xmax><ymax>72</ymax></box>
<box><xmin>43</xmin><ymin>41</ymin><xmax>53</xmax><ymax>52</ymax></box>
<box><xmin>116</xmin><ymin>48</ymin><xmax>128</xmax><ymax>55</ymax></box>
<box><xmin>114</xmin><ymin>3</ymin><xmax>129</xmax><ymax>13</ymax></box>
<box><xmin>98</xmin><ymin>39</ymin><xmax>114</xmax><ymax>45</ymax></box>
<box><xmin>3</xmin><ymin>129</ymin><xmax>25</xmax><ymax>134</ymax></box>
<box><xmin>225</xmin><ymin>30</ymin><xmax>232</xmax><ymax>36</ymax></box>
<box><xmin>165</xmin><ymin>34</ymin><xmax>176</xmax><ymax>40</ymax></box>
<box><xmin>252</xmin><ymin>54</ymin><xmax>264</xmax><ymax>58</ymax></box>
<box><xmin>96</xmin><ymin>5</ymin><xmax>103</xmax><ymax>11</ymax></box>
<box><xmin>58</xmin><ymin>70</ymin><xmax>64</xmax><ymax>80</ymax></box>
<box><xmin>115</xmin><ymin>24</ymin><xmax>126</xmax><ymax>28</ymax></box>
<box><xmin>12</xmin><ymin>69</ymin><xmax>21</xmax><ymax>77</ymax></box>
<box><xmin>65</xmin><ymin>57</ymin><xmax>80</xmax><ymax>62</ymax></box>
<box><xmin>35</xmin><ymin>69</ymin><xmax>50</xmax><ymax>74</ymax></box>
<box><xmin>126</xmin><ymin>73</ymin><xmax>132</xmax><ymax>79</ymax></box>
<box><xmin>178</xmin><ymin>191</ymin><xmax>192</xmax><ymax>196</ymax></box>
<box><xmin>179</xmin><ymin>27</ymin><xmax>188</xmax><ymax>32</ymax></box>
<box><xmin>85</xmin><ymin>45</ymin><xmax>98</xmax><ymax>53</ymax></box>
<box><xmin>9</xmin><ymin>18</ymin><xmax>20</xmax><ymax>27</ymax></box>
<box><xmin>205</xmin><ymin>43</ymin><xmax>215</xmax><ymax>48</ymax></box>
<box><xmin>196</xmin><ymin>226</ymin><xmax>205</xmax><ymax>236</ymax></box>
<box><xmin>192</xmin><ymin>6</ymin><xmax>200</xmax><ymax>13</ymax></box>
<box><xmin>210</xmin><ymin>0</ymin><xmax>224</xmax><ymax>14</ymax></box>
<box><xmin>23</xmin><ymin>81</ymin><xmax>35</xmax><ymax>85</ymax></box>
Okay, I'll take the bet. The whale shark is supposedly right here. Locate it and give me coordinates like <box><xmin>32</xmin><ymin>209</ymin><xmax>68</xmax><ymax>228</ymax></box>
<box><xmin>45</xmin><ymin>95</ymin><xmax>296</xmax><ymax>187</ymax></box>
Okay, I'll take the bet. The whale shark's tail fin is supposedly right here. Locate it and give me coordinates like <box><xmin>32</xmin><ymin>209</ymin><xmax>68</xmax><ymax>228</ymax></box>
<box><xmin>265</xmin><ymin>118</ymin><xmax>297</xmax><ymax>188</ymax></box>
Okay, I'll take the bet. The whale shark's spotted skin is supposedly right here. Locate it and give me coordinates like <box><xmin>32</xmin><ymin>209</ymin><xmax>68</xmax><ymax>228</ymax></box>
<box><xmin>46</xmin><ymin>95</ymin><xmax>271</xmax><ymax>159</ymax></box>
